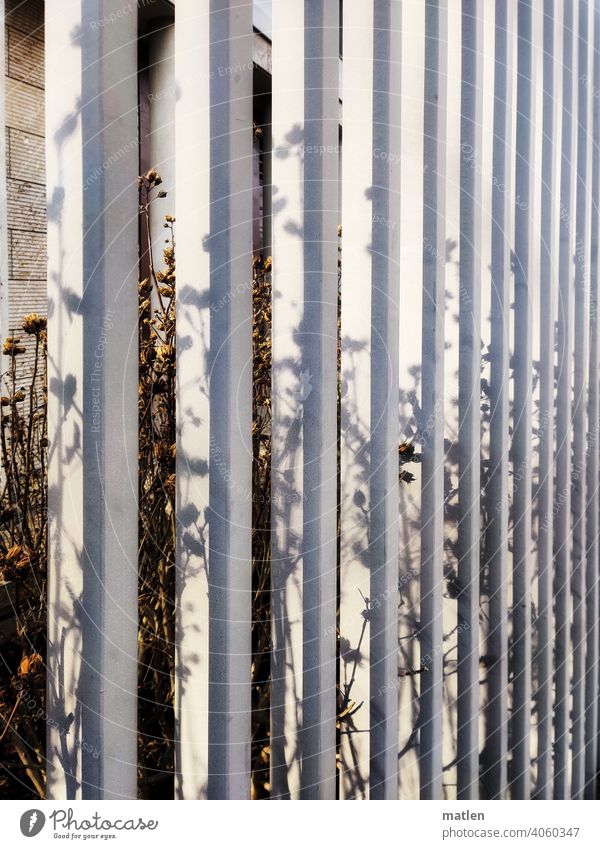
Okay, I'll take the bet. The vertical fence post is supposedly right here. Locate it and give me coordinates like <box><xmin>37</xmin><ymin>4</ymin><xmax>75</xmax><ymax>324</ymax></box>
<box><xmin>511</xmin><ymin>0</ymin><xmax>536</xmax><ymax>800</ymax></box>
<box><xmin>271</xmin><ymin>0</ymin><xmax>339</xmax><ymax>800</ymax></box>
<box><xmin>584</xmin><ymin>0</ymin><xmax>600</xmax><ymax>801</ymax></box>
<box><xmin>420</xmin><ymin>0</ymin><xmax>447</xmax><ymax>801</ymax></box>
<box><xmin>554</xmin><ymin>0</ymin><xmax>579</xmax><ymax>801</ymax></box>
<box><xmin>572</xmin><ymin>0</ymin><xmax>593</xmax><ymax>801</ymax></box>
<box><xmin>483</xmin><ymin>0</ymin><xmax>515</xmax><ymax>801</ymax></box>
<box><xmin>368</xmin><ymin>0</ymin><xmax>402</xmax><ymax>801</ymax></box>
<box><xmin>534</xmin><ymin>0</ymin><xmax>561</xmax><ymax>800</ymax></box>
<box><xmin>339</xmin><ymin>0</ymin><xmax>374</xmax><ymax>799</ymax></box>
<box><xmin>175</xmin><ymin>0</ymin><xmax>254</xmax><ymax>801</ymax></box>
<box><xmin>457</xmin><ymin>0</ymin><xmax>483</xmax><ymax>801</ymax></box>
<box><xmin>300</xmin><ymin>0</ymin><xmax>339</xmax><ymax>800</ymax></box>
<box><xmin>397</xmin><ymin>0</ymin><xmax>426</xmax><ymax>801</ymax></box>
<box><xmin>45</xmin><ymin>0</ymin><xmax>139</xmax><ymax>799</ymax></box>
<box><xmin>205</xmin><ymin>0</ymin><xmax>253</xmax><ymax>802</ymax></box>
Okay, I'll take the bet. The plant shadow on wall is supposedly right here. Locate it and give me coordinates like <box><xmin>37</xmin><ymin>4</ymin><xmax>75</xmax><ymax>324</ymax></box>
<box><xmin>0</xmin><ymin>171</ymin><xmax>552</xmax><ymax>800</ymax></box>
<box><xmin>0</xmin><ymin>164</ymin><xmax>418</xmax><ymax>799</ymax></box>
<box><xmin>384</xmin><ymin>239</ymin><xmax>549</xmax><ymax>800</ymax></box>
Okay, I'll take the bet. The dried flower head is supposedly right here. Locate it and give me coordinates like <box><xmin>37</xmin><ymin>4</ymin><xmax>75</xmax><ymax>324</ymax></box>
<box><xmin>21</xmin><ymin>313</ymin><xmax>47</xmax><ymax>335</ymax></box>
<box><xmin>18</xmin><ymin>652</ymin><xmax>43</xmax><ymax>677</ymax></box>
<box><xmin>3</xmin><ymin>337</ymin><xmax>26</xmax><ymax>356</ymax></box>
<box><xmin>5</xmin><ymin>544</ymin><xmax>34</xmax><ymax>571</ymax></box>
<box><xmin>156</xmin><ymin>344</ymin><xmax>175</xmax><ymax>361</ymax></box>
<box><xmin>144</xmin><ymin>169</ymin><xmax>162</xmax><ymax>186</ymax></box>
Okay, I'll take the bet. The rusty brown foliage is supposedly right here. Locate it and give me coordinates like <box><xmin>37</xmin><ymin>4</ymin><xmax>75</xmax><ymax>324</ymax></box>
<box><xmin>137</xmin><ymin>171</ymin><xmax>177</xmax><ymax>797</ymax></box>
<box><xmin>0</xmin><ymin>172</ymin><xmax>417</xmax><ymax>801</ymax></box>
<box><xmin>0</xmin><ymin>317</ymin><xmax>48</xmax><ymax>798</ymax></box>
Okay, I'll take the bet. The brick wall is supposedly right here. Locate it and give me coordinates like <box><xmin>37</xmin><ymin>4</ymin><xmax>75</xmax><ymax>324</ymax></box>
<box><xmin>4</xmin><ymin>0</ymin><xmax>45</xmax><ymax>381</ymax></box>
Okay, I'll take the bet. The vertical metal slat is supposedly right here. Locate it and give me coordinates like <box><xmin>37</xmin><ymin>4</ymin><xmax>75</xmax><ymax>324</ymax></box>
<box><xmin>457</xmin><ymin>0</ymin><xmax>483</xmax><ymax>801</ymax></box>
<box><xmin>534</xmin><ymin>0</ymin><xmax>561</xmax><ymax>800</ymax></box>
<box><xmin>571</xmin><ymin>0</ymin><xmax>593</xmax><ymax>801</ymax></box>
<box><xmin>554</xmin><ymin>0</ymin><xmax>578</xmax><ymax>801</ymax></box>
<box><xmin>369</xmin><ymin>0</ymin><xmax>402</xmax><ymax>801</ymax></box>
<box><xmin>271</xmin><ymin>0</ymin><xmax>339</xmax><ymax>800</ymax></box>
<box><xmin>420</xmin><ymin>0</ymin><xmax>448</xmax><ymax>801</ymax></box>
<box><xmin>340</xmin><ymin>0</ymin><xmax>374</xmax><ymax>800</ymax></box>
<box><xmin>483</xmin><ymin>0</ymin><xmax>515</xmax><ymax>801</ymax></box>
<box><xmin>511</xmin><ymin>0</ymin><xmax>536</xmax><ymax>800</ymax></box>
<box><xmin>584</xmin><ymin>0</ymin><xmax>600</xmax><ymax>801</ymax></box>
<box><xmin>45</xmin><ymin>0</ymin><xmax>139</xmax><ymax>800</ymax></box>
<box><xmin>175</xmin><ymin>0</ymin><xmax>254</xmax><ymax>800</ymax></box>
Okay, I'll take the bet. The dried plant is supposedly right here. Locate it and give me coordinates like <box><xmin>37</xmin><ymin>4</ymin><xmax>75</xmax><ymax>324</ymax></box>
<box><xmin>250</xmin><ymin>254</ymin><xmax>272</xmax><ymax>798</ymax></box>
<box><xmin>0</xmin><ymin>316</ymin><xmax>48</xmax><ymax>798</ymax></box>
<box><xmin>0</xmin><ymin>172</ymin><xmax>418</xmax><ymax>801</ymax></box>
<box><xmin>136</xmin><ymin>170</ymin><xmax>177</xmax><ymax>797</ymax></box>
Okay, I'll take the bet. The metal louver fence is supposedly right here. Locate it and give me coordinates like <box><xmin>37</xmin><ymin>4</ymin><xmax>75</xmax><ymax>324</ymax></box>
<box><xmin>40</xmin><ymin>0</ymin><xmax>600</xmax><ymax>800</ymax></box>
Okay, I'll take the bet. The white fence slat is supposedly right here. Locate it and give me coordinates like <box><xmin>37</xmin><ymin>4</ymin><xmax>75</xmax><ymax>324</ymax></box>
<box><xmin>271</xmin><ymin>0</ymin><xmax>339</xmax><ymax>800</ymax></box>
<box><xmin>301</xmin><ymin>0</ymin><xmax>339</xmax><ymax>800</ymax></box>
<box><xmin>340</xmin><ymin>0</ymin><xmax>374</xmax><ymax>800</ymax></box>
<box><xmin>457</xmin><ymin>0</ymin><xmax>483</xmax><ymax>801</ymax></box>
<box><xmin>534</xmin><ymin>0</ymin><xmax>561</xmax><ymax>800</ymax></box>
<box><xmin>45</xmin><ymin>0</ymin><xmax>139</xmax><ymax>800</ymax></box>
<box><xmin>368</xmin><ymin>0</ymin><xmax>402</xmax><ymax>801</ymax></box>
<box><xmin>571</xmin><ymin>0</ymin><xmax>593</xmax><ymax>801</ymax></box>
<box><xmin>206</xmin><ymin>0</ymin><xmax>253</xmax><ymax>801</ymax></box>
<box><xmin>554</xmin><ymin>0</ymin><xmax>579</xmax><ymax>800</ymax></box>
<box><xmin>483</xmin><ymin>0</ymin><xmax>515</xmax><ymax>801</ymax></box>
<box><xmin>511</xmin><ymin>0</ymin><xmax>536</xmax><ymax>800</ymax></box>
<box><xmin>584</xmin><ymin>1</ymin><xmax>600</xmax><ymax>800</ymax></box>
<box><xmin>175</xmin><ymin>0</ymin><xmax>254</xmax><ymax>800</ymax></box>
<box><xmin>420</xmin><ymin>0</ymin><xmax>447</xmax><ymax>801</ymax></box>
